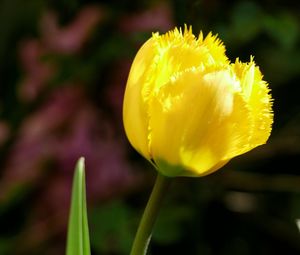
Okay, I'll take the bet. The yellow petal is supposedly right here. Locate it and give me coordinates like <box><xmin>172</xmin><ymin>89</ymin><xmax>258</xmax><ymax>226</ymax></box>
<box><xmin>123</xmin><ymin>27</ymin><xmax>229</xmax><ymax>161</ymax></box>
<box><xmin>123</xmin><ymin>37</ymin><xmax>157</xmax><ymax>159</ymax></box>
<box><xmin>148</xmin><ymin>27</ymin><xmax>228</xmax><ymax>96</ymax></box>
<box><xmin>148</xmin><ymin>67</ymin><xmax>252</xmax><ymax>177</ymax></box>
<box><xmin>233</xmin><ymin>59</ymin><xmax>273</xmax><ymax>148</ymax></box>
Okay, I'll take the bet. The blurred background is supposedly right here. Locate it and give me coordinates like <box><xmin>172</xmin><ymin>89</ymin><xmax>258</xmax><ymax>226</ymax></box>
<box><xmin>0</xmin><ymin>0</ymin><xmax>300</xmax><ymax>254</ymax></box>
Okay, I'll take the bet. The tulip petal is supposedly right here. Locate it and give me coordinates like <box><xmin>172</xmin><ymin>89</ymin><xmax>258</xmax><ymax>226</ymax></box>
<box><xmin>124</xmin><ymin>28</ymin><xmax>229</xmax><ymax>161</ymax></box>
<box><xmin>233</xmin><ymin>59</ymin><xmax>273</xmax><ymax>148</ymax></box>
<box><xmin>149</xmin><ymin>68</ymin><xmax>252</xmax><ymax>176</ymax></box>
<box><xmin>123</xmin><ymin>38</ymin><xmax>157</xmax><ymax>159</ymax></box>
<box><xmin>148</xmin><ymin>28</ymin><xmax>228</xmax><ymax>94</ymax></box>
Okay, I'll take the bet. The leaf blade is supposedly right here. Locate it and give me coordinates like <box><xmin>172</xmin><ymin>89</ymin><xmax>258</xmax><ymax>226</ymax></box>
<box><xmin>66</xmin><ymin>157</ymin><xmax>91</xmax><ymax>255</ymax></box>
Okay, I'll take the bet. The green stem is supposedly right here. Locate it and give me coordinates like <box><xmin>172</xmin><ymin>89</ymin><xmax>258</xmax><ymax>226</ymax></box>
<box><xmin>130</xmin><ymin>173</ymin><xmax>171</xmax><ymax>255</ymax></box>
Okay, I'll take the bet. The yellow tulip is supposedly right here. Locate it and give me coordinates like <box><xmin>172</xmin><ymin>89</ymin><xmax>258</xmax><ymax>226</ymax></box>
<box><xmin>123</xmin><ymin>26</ymin><xmax>273</xmax><ymax>177</ymax></box>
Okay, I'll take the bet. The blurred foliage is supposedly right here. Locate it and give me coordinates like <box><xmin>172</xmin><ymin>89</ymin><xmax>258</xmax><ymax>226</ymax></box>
<box><xmin>90</xmin><ymin>201</ymin><xmax>135</xmax><ymax>254</ymax></box>
<box><xmin>0</xmin><ymin>0</ymin><xmax>300</xmax><ymax>254</ymax></box>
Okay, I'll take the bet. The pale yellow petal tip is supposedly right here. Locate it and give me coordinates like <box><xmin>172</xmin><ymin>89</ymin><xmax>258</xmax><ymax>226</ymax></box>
<box><xmin>152</xmin><ymin>25</ymin><xmax>195</xmax><ymax>44</ymax></box>
<box><xmin>231</xmin><ymin>56</ymin><xmax>274</xmax><ymax>152</ymax></box>
<box><xmin>151</xmin><ymin>25</ymin><xmax>224</xmax><ymax>49</ymax></box>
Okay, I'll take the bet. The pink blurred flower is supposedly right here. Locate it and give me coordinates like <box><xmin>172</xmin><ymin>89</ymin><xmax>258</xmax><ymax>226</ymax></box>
<box><xmin>0</xmin><ymin>86</ymin><xmax>141</xmax><ymax>201</ymax></box>
<box><xmin>41</xmin><ymin>6</ymin><xmax>104</xmax><ymax>54</ymax></box>
<box><xmin>119</xmin><ymin>2</ymin><xmax>174</xmax><ymax>33</ymax></box>
<box><xmin>18</xmin><ymin>5</ymin><xmax>104</xmax><ymax>101</ymax></box>
<box><xmin>1</xmin><ymin>85</ymin><xmax>144</xmax><ymax>253</ymax></box>
<box><xmin>0</xmin><ymin>87</ymin><xmax>81</xmax><ymax>199</ymax></box>
<box><xmin>18</xmin><ymin>39</ymin><xmax>54</xmax><ymax>101</ymax></box>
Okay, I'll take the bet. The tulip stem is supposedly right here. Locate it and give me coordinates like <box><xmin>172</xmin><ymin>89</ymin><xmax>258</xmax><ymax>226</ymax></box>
<box><xmin>130</xmin><ymin>173</ymin><xmax>171</xmax><ymax>255</ymax></box>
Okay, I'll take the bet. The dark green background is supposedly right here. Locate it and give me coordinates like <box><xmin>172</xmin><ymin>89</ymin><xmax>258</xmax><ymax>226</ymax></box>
<box><xmin>0</xmin><ymin>0</ymin><xmax>300</xmax><ymax>254</ymax></box>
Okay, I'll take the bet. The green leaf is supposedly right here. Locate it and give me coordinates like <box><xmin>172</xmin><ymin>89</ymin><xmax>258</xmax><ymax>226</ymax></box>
<box><xmin>66</xmin><ymin>157</ymin><xmax>91</xmax><ymax>255</ymax></box>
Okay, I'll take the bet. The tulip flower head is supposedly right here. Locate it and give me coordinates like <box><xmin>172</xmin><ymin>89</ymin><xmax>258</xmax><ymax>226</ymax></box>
<box><xmin>123</xmin><ymin>26</ymin><xmax>273</xmax><ymax>177</ymax></box>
